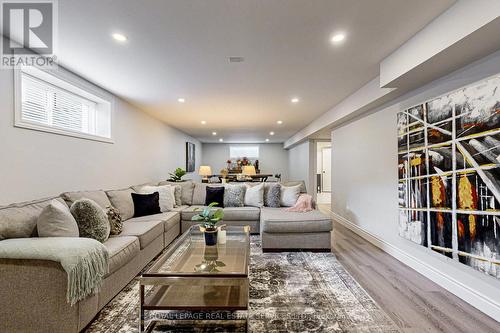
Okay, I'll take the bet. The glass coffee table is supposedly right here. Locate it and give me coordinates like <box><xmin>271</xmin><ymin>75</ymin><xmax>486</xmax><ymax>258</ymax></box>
<box><xmin>139</xmin><ymin>225</ymin><xmax>251</xmax><ymax>332</ymax></box>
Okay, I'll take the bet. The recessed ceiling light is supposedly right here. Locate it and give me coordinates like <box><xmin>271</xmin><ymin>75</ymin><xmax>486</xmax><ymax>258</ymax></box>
<box><xmin>219</xmin><ymin>138</ymin><xmax>224</xmax><ymax>142</ymax></box>
<box><xmin>212</xmin><ymin>131</ymin><xmax>217</xmax><ymax>136</ymax></box>
<box><xmin>291</xmin><ymin>97</ymin><xmax>299</xmax><ymax>103</ymax></box>
<box><xmin>112</xmin><ymin>33</ymin><xmax>127</xmax><ymax>42</ymax></box>
<box><xmin>178</xmin><ymin>98</ymin><xmax>185</xmax><ymax>103</ymax></box>
<box><xmin>201</xmin><ymin>120</ymin><xmax>207</xmax><ymax>125</ymax></box>
<box><xmin>270</xmin><ymin>131</ymin><xmax>275</xmax><ymax>136</ymax></box>
<box><xmin>276</xmin><ymin>120</ymin><xmax>283</xmax><ymax>125</ymax></box>
<box><xmin>330</xmin><ymin>33</ymin><xmax>345</xmax><ymax>43</ymax></box>
<box><xmin>265</xmin><ymin>138</ymin><xmax>270</xmax><ymax>142</ymax></box>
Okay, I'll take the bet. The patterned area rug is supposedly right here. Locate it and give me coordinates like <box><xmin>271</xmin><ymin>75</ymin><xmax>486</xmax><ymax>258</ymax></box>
<box><xmin>85</xmin><ymin>237</ymin><xmax>399</xmax><ymax>333</ymax></box>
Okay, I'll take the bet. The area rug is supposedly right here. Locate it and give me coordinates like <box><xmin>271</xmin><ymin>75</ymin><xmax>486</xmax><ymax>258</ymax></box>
<box><xmin>85</xmin><ymin>237</ymin><xmax>399</xmax><ymax>333</ymax></box>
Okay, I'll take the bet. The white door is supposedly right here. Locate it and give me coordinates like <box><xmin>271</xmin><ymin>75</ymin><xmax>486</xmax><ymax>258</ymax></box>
<box><xmin>322</xmin><ymin>147</ymin><xmax>332</xmax><ymax>192</ymax></box>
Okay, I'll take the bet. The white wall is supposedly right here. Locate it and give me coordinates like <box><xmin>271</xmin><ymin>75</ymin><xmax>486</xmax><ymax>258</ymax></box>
<box><xmin>287</xmin><ymin>140</ymin><xmax>314</xmax><ymax>194</ymax></box>
<box><xmin>201</xmin><ymin>143</ymin><xmax>288</xmax><ymax>180</ymax></box>
<box><xmin>331</xmin><ymin>50</ymin><xmax>500</xmax><ymax>319</ymax></box>
<box><xmin>0</xmin><ymin>68</ymin><xmax>201</xmax><ymax>205</ymax></box>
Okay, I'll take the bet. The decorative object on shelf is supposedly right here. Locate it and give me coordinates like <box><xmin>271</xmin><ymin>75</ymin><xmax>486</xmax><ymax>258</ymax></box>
<box><xmin>198</xmin><ymin>165</ymin><xmax>212</xmax><ymax>183</ymax></box>
<box><xmin>255</xmin><ymin>160</ymin><xmax>259</xmax><ymax>173</ymax></box>
<box><xmin>168</xmin><ymin>167</ymin><xmax>186</xmax><ymax>182</ymax></box>
<box><xmin>191</xmin><ymin>202</ymin><xmax>224</xmax><ymax>246</ymax></box>
<box><xmin>397</xmin><ymin>74</ymin><xmax>500</xmax><ymax>280</ymax></box>
<box><xmin>217</xmin><ymin>224</ymin><xmax>227</xmax><ymax>244</ymax></box>
<box><xmin>186</xmin><ymin>142</ymin><xmax>196</xmax><ymax>172</ymax></box>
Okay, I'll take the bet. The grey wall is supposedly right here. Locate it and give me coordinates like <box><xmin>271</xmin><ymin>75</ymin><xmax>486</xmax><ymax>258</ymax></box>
<box><xmin>0</xmin><ymin>68</ymin><xmax>201</xmax><ymax>205</ymax></box>
<box><xmin>201</xmin><ymin>143</ymin><xmax>288</xmax><ymax>181</ymax></box>
<box><xmin>287</xmin><ymin>140</ymin><xmax>314</xmax><ymax>194</ymax></box>
<box><xmin>331</xmin><ymin>50</ymin><xmax>500</xmax><ymax>316</ymax></box>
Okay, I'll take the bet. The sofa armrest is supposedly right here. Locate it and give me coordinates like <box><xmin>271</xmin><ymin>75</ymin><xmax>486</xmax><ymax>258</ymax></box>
<box><xmin>0</xmin><ymin>258</ymin><xmax>82</xmax><ymax>333</ymax></box>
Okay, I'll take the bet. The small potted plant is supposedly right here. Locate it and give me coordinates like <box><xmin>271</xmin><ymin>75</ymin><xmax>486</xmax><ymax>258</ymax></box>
<box><xmin>168</xmin><ymin>167</ymin><xmax>187</xmax><ymax>182</ymax></box>
<box><xmin>191</xmin><ymin>202</ymin><xmax>224</xmax><ymax>246</ymax></box>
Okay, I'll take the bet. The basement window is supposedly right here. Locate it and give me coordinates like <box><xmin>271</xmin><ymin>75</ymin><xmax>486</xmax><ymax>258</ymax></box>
<box><xmin>229</xmin><ymin>145</ymin><xmax>260</xmax><ymax>159</ymax></box>
<box><xmin>14</xmin><ymin>66</ymin><xmax>113</xmax><ymax>143</ymax></box>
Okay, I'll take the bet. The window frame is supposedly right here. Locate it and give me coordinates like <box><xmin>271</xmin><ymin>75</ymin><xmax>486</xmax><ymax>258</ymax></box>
<box><xmin>14</xmin><ymin>66</ymin><xmax>115</xmax><ymax>144</ymax></box>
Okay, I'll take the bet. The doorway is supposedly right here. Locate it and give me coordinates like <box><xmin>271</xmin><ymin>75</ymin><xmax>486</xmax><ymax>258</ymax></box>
<box><xmin>315</xmin><ymin>141</ymin><xmax>331</xmax><ymax>208</ymax></box>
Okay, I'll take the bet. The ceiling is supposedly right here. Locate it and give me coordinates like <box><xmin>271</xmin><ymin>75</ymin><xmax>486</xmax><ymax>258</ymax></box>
<box><xmin>57</xmin><ymin>0</ymin><xmax>454</xmax><ymax>143</ymax></box>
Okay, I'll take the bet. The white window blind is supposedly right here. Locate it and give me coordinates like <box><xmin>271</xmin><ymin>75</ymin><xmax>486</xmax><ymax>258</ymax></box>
<box><xmin>21</xmin><ymin>73</ymin><xmax>98</xmax><ymax>136</ymax></box>
<box><xmin>229</xmin><ymin>145</ymin><xmax>260</xmax><ymax>159</ymax></box>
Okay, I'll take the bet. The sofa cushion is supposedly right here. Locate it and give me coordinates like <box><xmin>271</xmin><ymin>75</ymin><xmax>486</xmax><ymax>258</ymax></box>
<box><xmin>181</xmin><ymin>206</ymin><xmax>259</xmax><ymax>221</ymax></box>
<box><xmin>105</xmin><ymin>188</ymin><xmax>135</xmax><ymax>221</ymax></box>
<box><xmin>245</xmin><ymin>183</ymin><xmax>264</xmax><ymax>207</ymax></box>
<box><xmin>103</xmin><ymin>236</ymin><xmax>140</xmax><ymax>276</ymax></box>
<box><xmin>121</xmin><ymin>217</ymin><xmax>165</xmax><ymax>249</ymax></box>
<box><xmin>0</xmin><ymin>196</ymin><xmax>63</xmax><ymax>240</ymax></box>
<box><xmin>171</xmin><ymin>205</ymin><xmax>189</xmax><ymax>212</ymax></box>
<box><xmin>260</xmin><ymin>207</ymin><xmax>332</xmax><ymax>233</ymax></box>
<box><xmin>191</xmin><ymin>183</ymin><xmax>207</xmax><ymax>205</ymax></box>
<box><xmin>159</xmin><ymin>181</ymin><xmax>195</xmax><ymax>205</ymax></box>
<box><xmin>161</xmin><ymin>212</ymin><xmax>181</xmax><ymax>232</ymax></box>
<box><xmin>223</xmin><ymin>207</ymin><xmax>260</xmax><ymax>221</ymax></box>
<box><xmin>37</xmin><ymin>199</ymin><xmax>79</xmax><ymax>237</ymax></box>
<box><xmin>61</xmin><ymin>190</ymin><xmax>112</xmax><ymax>210</ymax></box>
<box><xmin>281</xmin><ymin>180</ymin><xmax>307</xmax><ymax>193</ymax></box>
<box><xmin>130</xmin><ymin>181</ymin><xmax>159</xmax><ymax>192</ymax></box>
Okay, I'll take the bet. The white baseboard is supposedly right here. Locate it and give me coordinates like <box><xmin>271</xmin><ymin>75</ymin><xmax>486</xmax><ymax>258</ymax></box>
<box><xmin>328</xmin><ymin>210</ymin><xmax>500</xmax><ymax>321</ymax></box>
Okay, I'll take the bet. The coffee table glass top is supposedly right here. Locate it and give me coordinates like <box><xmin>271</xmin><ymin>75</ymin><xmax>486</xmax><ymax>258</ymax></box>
<box><xmin>145</xmin><ymin>225</ymin><xmax>250</xmax><ymax>276</ymax></box>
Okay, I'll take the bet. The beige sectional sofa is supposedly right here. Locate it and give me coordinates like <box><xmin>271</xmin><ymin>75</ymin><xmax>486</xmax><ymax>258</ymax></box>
<box><xmin>0</xmin><ymin>179</ymin><xmax>332</xmax><ymax>333</ymax></box>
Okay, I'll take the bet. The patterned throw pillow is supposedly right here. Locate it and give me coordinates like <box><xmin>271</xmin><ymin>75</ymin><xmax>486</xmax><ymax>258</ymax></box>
<box><xmin>172</xmin><ymin>185</ymin><xmax>182</xmax><ymax>207</ymax></box>
<box><xmin>106</xmin><ymin>206</ymin><xmax>123</xmax><ymax>235</ymax></box>
<box><xmin>264</xmin><ymin>183</ymin><xmax>281</xmax><ymax>208</ymax></box>
<box><xmin>70</xmin><ymin>199</ymin><xmax>110</xmax><ymax>243</ymax></box>
<box><xmin>224</xmin><ymin>184</ymin><xmax>245</xmax><ymax>207</ymax></box>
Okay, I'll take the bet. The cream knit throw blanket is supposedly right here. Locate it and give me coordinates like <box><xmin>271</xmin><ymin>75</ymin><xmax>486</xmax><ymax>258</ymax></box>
<box><xmin>0</xmin><ymin>237</ymin><xmax>109</xmax><ymax>306</ymax></box>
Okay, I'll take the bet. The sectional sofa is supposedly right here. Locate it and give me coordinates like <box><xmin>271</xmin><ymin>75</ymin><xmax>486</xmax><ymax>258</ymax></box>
<box><xmin>0</xmin><ymin>179</ymin><xmax>332</xmax><ymax>333</ymax></box>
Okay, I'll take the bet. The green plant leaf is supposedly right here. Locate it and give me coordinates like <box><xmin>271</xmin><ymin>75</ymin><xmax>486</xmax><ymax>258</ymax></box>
<box><xmin>213</xmin><ymin>209</ymin><xmax>224</xmax><ymax>220</ymax></box>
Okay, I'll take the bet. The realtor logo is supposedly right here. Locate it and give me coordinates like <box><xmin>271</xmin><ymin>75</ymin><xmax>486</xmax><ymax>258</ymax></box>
<box><xmin>1</xmin><ymin>0</ymin><xmax>57</xmax><ymax>68</ymax></box>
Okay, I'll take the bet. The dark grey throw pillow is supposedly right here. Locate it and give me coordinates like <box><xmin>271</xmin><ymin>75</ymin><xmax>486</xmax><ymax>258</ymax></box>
<box><xmin>264</xmin><ymin>183</ymin><xmax>281</xmax><ymax>208</ymax></box>
<box><xmin>70</xmin><ymin>199</ymin><xmax>110</xmax><ymax>243</ymax></box>
<box><xmin>224</xmin><ymin>184</ymin><xmax>245</xmax><ymax>207</ymax></box>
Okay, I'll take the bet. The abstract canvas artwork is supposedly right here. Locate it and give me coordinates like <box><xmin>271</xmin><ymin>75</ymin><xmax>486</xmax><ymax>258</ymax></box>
<box><xmin>186</xmin><ymin>142</ymin><xmax>195</xmax><ymax>172</ymax></box>
<box><xmin>398</xmin><ymin>75</ymin><xmax>500</xmax><ymax>279</ymax></box>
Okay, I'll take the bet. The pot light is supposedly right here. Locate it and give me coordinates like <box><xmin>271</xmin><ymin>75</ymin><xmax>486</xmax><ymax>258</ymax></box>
<box><xmin>112</xmin><ymin>33</ymin><xmax>127</xmax><ymax>42</ymax></box>
<box><xmin>270</xmin><ymin>131</ymin><xmax>275</xmax><ymax>136</ymax></box>
<box><xmin>330</xmin><ymin>33</ymin><xmax>345</xmax><ymax>43</ymax></box>
<box><xmin>201</xmin><ymin>120</ymin><xmax>207</xmax><ymax>125</ymax></box>
<box><xmin>291</xmin><ymin>97</ymin><xmax>299</xmax><ymax>103</ymax></box>
<box><xmin>265</xmin><ymin>138</ymin><xmax>270</xmax><ymax>142</ymax></box>
<box><xmin>277</xmin><ymin>120</ymin><xmax>283</xmax><ymax>125</ymax></box>
<box><xmin>178</xmin><ymin>98</ymin><xmax>185</xmax><ymax>103</ymax></box>
<box><xmin>219</xmin><ymin>138</ymin><xmax>224</xmax><ymax>142</ymax></box>
<box><xmin>212</xmin><ymin>131</ymin><xmax>217</xmax><ymax>136</ymax></box>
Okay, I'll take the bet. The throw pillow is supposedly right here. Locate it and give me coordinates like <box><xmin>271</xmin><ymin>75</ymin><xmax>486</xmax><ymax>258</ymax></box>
<box><xmin>70</xmin><ymin>199</ymin><xmax>110</xmax><ymax>243</ymax></box>
<box><xmin>205</xmin><ymin>186</ymin><xmax>224</xmax><ymax>207</ymax></box>
<box><xmin>172</xmin><ymin>185</ymin><xmax>182</xmax><ymax>207</ymax></box>
<box><xmin>106</xmin><ymin>206</ymin><xmax>123</xmax><ymax>235</ymax></box>
<box><xmin>244</xmin><ymin>183</ymin><xmax>264</xmax><ymax>207</ymax></box>
<box><xmin>131</xmin><ymin>192</ymin><xmax>161</xmax><ymax>217</ymax></box>
<box><xmin>280</xmin><ymin>184</ymin><xmax>301</xmax><ymax>207</ymax></box>
<box><xmin>140</xmin><ymin>185</ymin><xmax>174</xmax><ymax>212</ymax></box>
<box><xmin>159</xmin><ymin>181</ymin><xmax>195</xmax><ymax>205</ymax></box>
<box><xmin>192</xmin><ymin>183</ymin><xmax>208</xmax><ymax>205</ymax></box>
<box><xmin>224</xmin><ymin>184</ymin><xmax>245</xmax><ymax>207</ymax></box>
<box><xmin>37</xmin><ymin>199</ymin><xmax>79</xmax><ymax>237</ymax></box>
<box><xmin>264</xmin><ymin>183</ymin><xmax>281</xmax><ymax>208</ymax></box>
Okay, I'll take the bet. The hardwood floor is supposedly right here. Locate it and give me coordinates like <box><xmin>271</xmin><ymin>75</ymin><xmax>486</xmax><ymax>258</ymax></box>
<box><xmin>329</xmin><ymin>221</ymin><xmax>500</xmax><ymax>333</ymax></box>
